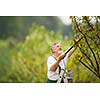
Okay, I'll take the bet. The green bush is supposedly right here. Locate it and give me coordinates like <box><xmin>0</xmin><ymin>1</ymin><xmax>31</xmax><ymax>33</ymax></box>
<box><xmin>5</xmin><ymin>24</ymin><xmax>64</xmax><ymax>82</ymax></box>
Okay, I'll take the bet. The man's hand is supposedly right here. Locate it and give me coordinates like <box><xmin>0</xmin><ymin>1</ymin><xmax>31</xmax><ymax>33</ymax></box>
<box><xmin>57</xmin><ymin>53</ymin><xmax>65</xmax><ymax>61</ymax></box>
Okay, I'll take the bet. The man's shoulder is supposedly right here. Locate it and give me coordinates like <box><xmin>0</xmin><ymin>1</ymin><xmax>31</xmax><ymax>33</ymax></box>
<box><xmin>47</xmin><ymin>56</ymin><xmax>56</xmax><ymax>61</ymax></box>
<box><xmin>48</xmin><ymin>56</ymin><xmax>54</xmax><ymax>60</ymax></box>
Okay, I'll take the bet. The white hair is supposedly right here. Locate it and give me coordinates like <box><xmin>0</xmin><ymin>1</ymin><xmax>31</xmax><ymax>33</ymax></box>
<box><xmin>50</xmin><ymin>42</ymin><xmax>60</xmax><ymax>53</ymax></box>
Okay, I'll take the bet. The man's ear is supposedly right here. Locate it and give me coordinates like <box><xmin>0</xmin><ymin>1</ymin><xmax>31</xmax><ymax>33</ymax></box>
<box><xmin>52</xmin><ymin>51</ymin><xmax>55</xmax><ymax>53</ymax></box>
<box><xmin>51</xmin><ymin>48</ymin><xmax>55</xmax><ymax>53</ymax></box>
<box><xmin>50</xmin><ymin>49</ymin><xmax>54</xmax><ymax>54</ymax></box>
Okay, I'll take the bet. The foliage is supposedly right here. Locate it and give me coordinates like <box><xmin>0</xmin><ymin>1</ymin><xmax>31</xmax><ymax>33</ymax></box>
<box><xmin>0</xmin><ymin>24</ymin><xmax>68</xmax><ymax>82</ymax></box>
<box><xmin>0</xmin><ymin>16</ymin><xmax>73</xmax><ymax>40</ymax></box>
<box><xmin>70</xmin><ymin>16</ymin><xmax>100</xmax><ymax>81</ymax></box>
<box><xmin>0</xmin><ymin>38</ymin><xmax>16</xmax><ymax>82</ymax></box>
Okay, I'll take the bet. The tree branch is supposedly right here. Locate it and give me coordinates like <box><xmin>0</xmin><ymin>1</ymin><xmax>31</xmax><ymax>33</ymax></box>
<box><xmin>78</xmin><ymin>46</ymin><xmax>97</xmax><ymax>71</ymax></box>
<box><xmin>83</xmin><ymin>16</ymin><xmax>95</xmax><ymax>31</ymax></box>
<box><xmin>73</xmin><ymin>16</ymin><xmax>99</xmax><ymax>73</ymax></box>
<box><xmin>79</xmin><ymin>58</ymin><xmax>100</xmax><ymax>79</ymax></box>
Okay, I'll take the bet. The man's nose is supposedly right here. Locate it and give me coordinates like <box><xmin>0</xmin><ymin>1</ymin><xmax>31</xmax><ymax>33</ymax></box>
<box><xmin>59</xmin><ymin>47</ymin><xmax>62</xmax><ymax>50</ymax></box>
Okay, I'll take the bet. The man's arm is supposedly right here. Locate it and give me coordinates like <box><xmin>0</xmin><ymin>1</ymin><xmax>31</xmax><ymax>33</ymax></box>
<box><xmin>67</xmin><ymin>47</ymin><xmax>76</xmax><ymax>58</ymax></box>
<box><xmin>50</xmin><ymin>53</ymin><xmax>65</xmax><ymax>71</ymax></box>
<box><xmin>65</xmin><ymin>37</ymin><xmax>82</xmax><ymax>58</ymax></box>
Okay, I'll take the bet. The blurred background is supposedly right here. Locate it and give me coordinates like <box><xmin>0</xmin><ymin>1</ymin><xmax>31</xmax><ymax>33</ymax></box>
<box><xmin>0</xmin><ymin>16</ymin><xmax>100</xmax><ymax>82</ymax></box>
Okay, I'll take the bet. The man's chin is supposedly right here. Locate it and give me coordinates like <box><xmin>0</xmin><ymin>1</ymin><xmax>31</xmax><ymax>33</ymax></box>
<box><xmin>58</xmin><ymin>51</ymin><xmax>63</xmax><ymax>54</ymax></box>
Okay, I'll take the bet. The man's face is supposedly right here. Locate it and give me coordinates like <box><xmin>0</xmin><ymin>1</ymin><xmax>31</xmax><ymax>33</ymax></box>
<box><xmin>52</xmin><ymin>42</ymin><xmax>63</xmax><ymax>54</ymax></box>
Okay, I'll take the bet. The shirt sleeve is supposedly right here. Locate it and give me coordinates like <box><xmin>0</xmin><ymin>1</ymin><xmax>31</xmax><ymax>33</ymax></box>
<box><xmin>64</xmin><ymin>53</ymin><xmax>69</xmax><ymax>64</ymax></box>
<box><xmin>47</xmin><ymin>56</ymin><xmax>56</xmax><ymax>71</ymax></box>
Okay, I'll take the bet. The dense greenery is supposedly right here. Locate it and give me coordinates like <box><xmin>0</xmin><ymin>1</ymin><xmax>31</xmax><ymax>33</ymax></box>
<box><xmin>70</xmin><ymin>16</ymin><xmax>100</xmax><ymax>82</ymax></box>
<box><xmin>0</xmin><ymin>23</ymin><xmax>69</xmax><ymax>82</ymax></box>
<box><xmin>0</xmin><ymin>16</ymin><xmax>73</xmax><ymax>39</ymax></box>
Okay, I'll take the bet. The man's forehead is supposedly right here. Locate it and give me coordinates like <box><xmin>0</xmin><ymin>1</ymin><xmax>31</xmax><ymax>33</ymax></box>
<box><xmin>51</xmin><ymin>42</ymin><xmax>61</xmax><ymax>50</ymax></box>
<box><xmin>55</xmin><ymin>42</ymin><xmax>61</xmax><ymax>46</ymax></box>
<box><xmin>54</xmin><ymin>42</ymin><xmax>61</xmax><ymax>47</ymax></box>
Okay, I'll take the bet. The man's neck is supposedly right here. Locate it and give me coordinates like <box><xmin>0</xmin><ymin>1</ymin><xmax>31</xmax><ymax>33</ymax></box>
<box><xmin>53</xmin><ymin>53</ymin><xmax>60</xmax><ymax>58</ymax></box>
